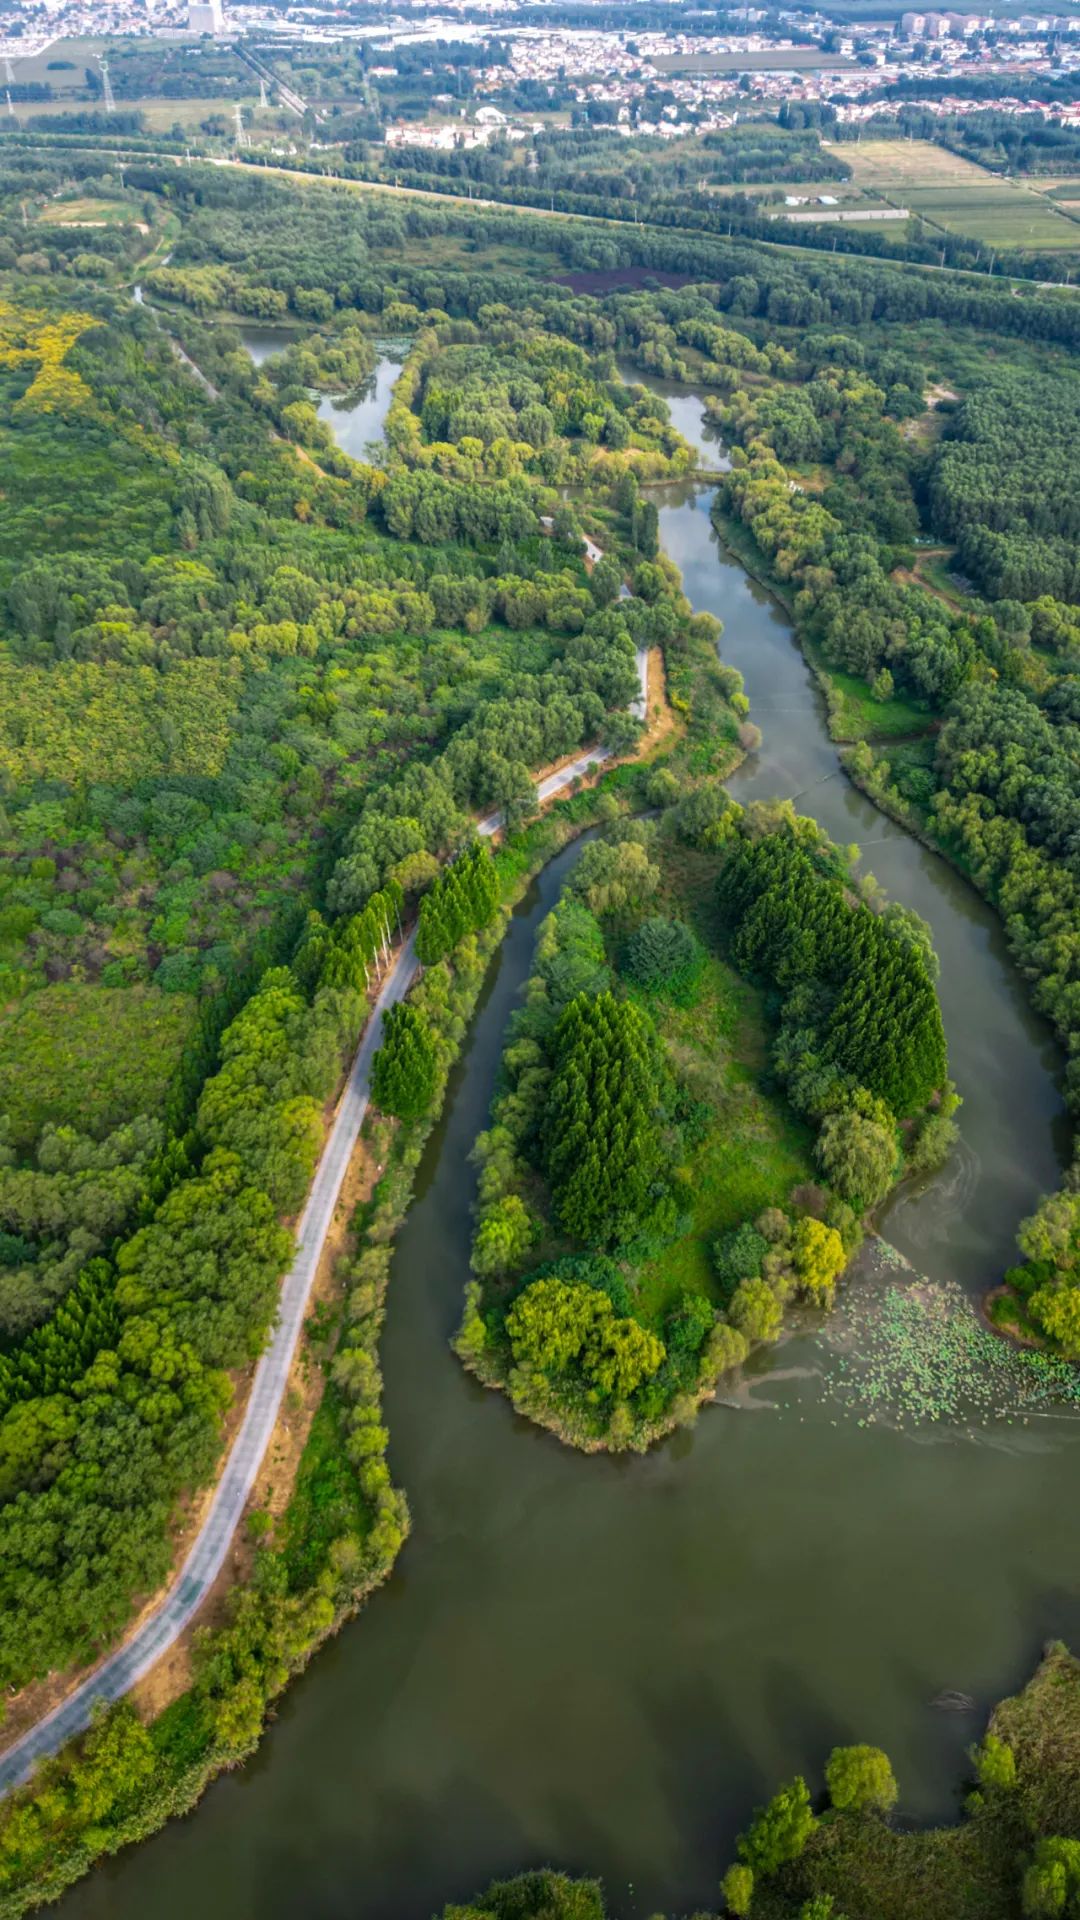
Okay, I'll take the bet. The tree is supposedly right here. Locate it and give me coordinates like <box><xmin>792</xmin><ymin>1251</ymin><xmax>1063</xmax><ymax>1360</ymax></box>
<box><xmin>720</xmin><ymin>1863</ymin><xmax>754</xmax><ymax>1916</ymax></box>
<box><xmin>738</xmin><ymin>1776</ymin><xmax>818</xmax><ymax>1877</ymax></box>
<box><xmin>542</xmin><ymin>992</ymin><xmax>664</xmax><ymax>1245</ymax></box>
<box><xmin>370</xmin><ymin>1003</ymin><xmax>438</xmax><ymax>1123</ymax></box>
<box><xmin>825</xmin><ymin>1744</ymin><xmax>898</xmax><ymax>1815</ymax></box>
<box><xmin>624</xmin><ymin>916</ymin><xmax>701</xmax><ymax>998</ymax></box>
<box><xmin>571</xmin><ymin>840</ymin><xmax>660</xmax><ymax>917</ymax></box>
<box><xmin>972</xmin><ymin>1732</ymin><xmax>1017</xmax><ymax>1793</ymax></box>
<box><xmin>1022</xmin><ymin>1839</ymin><xmax>1080</xmax><ymax>1919</ymax></box>
<box><xmin>792</xmin><ymin>1218</ymin><xmax>846</xmax><ymax>1304</ymax></box>
<box><xmin>815</xmin><ymin>1109</ymin><xmax>897</xmax><ymax>1211</ymax></box>
<box><xmin>472</xmin><ymin>1196</ymin><xmax>533</xmax><ymax>1278</ymax></box>
<box><xmin>729</xmin><ymin>1278</ymin><xmax>782</xmax><ymax>1344</ymax></box>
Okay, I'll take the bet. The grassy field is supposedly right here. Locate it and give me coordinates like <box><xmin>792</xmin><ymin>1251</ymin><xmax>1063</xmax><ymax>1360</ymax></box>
<box><xmin>826</xmin><ymin>137</ymin><xmax>994</xmax><ymax>188</ymax></box>
<box><xmin>37</xmin><ymin>196</ymin><xmax>140</xmax><ymax>227</ymax></box>
<box><xmin>16</xmin><ymin>93</ymin><xmax>257</xmax><ymax>129</ymax></box>
<box><xmin>7</xmin><ymin>38</ymin><xmax>103</xmax><ymax>90</ymax></box>
<box><xmin>631</xmin><ymin>836</ymin><xmax>815</xmax><ymax>1324</ymax></box>
<box><xmin>905</xmin><ymin>181</ymin><xmax>1080</xmax><ymax>249</ymax></box>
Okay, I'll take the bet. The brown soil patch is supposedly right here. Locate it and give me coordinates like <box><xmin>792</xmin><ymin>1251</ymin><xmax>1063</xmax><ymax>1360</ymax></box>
<box><xmin>891</xmin><ymin>559</ymin><xmax>967</xmax><ymax>614</ymax></box>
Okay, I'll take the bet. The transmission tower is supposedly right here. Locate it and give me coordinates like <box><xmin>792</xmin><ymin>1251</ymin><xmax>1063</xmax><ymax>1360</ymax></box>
<box><xmin>233</xmin><ymin>102</ymin><xmax>246</xmax><ymax>147</ymax></box>
<box><xmin>4</xmin><ymin>57</ymin><xmax>14</xmax><ymax>85</ymax></box>
<box><xmin>5</xmin><ymin>91</ymin><xmax>14</xmax><ymax>120</ymax></box>
<box><xmin>100</xmin><ymin>59</ymin><xmax>115</xmax><ymax>114</ymax></box>
<box><xmin>259</xmin><ymin>75</ymin><xmax>267</xmax><ymax>108</ymax></box>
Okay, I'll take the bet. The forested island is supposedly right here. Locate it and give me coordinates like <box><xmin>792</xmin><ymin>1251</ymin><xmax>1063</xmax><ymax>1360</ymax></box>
<box><xmin>458</xmin><ymin>792</ymin><xmax>950</xmax><ymax>1450</ymax></box>
<box><xmin>1</xmin><ymin>114</ymin><xmax>1080</xmax><ymax>1920</ymax></box>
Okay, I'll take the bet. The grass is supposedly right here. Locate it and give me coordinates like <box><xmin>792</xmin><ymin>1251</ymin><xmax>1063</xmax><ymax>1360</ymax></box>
<box><xmin>817</xmin><ymin>656</ymin><xmax>932</xmax><ymax>744</ymax></box>
<box><xmin>18</xmin><ymin>94</ymin><xmax>258</xmax><ymax>130</ymax></box>
<box><xmin>5</xmin><ymin>39</ymin><xmax>104</xmax><ymax>90</ymax></box>
<box><xmin>282</xmin><ymin>1387</ymin><xmax>369</xmax><ymax>1592</ymax></box>
<box><xmin>828</xmin><ymin>138</ymin><xmax>995</xmax><ymax>189</ymax></box>
<box><xmin>37</xmin><ymin>197</ymin><xmax>138</xmax><ymax>227</ymax></box>
<box><xmin>630</xmin><ymin>836</ymin><xmax>815</xmax><ymax>1324</ymax></box>
<box><xmin>0</xmin><ymin>981</ymin><xmax>194</xmax><ymax>1147</ymax></box>
<box><xmin>904</xmin><ymin>182</ymin><xmax>1080</xmax><ymax>251</ymax></box>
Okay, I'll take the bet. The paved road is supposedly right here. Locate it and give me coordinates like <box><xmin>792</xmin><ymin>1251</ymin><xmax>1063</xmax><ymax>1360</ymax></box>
<box><xmin>0</xmin><ymin>934</ymin><xmax>420</xmax><ymax>1793</ymax></box>
<box><xmin>479</xmin><ymin>644</ymin><xmax>649</xmax><ymax>839</ymax></box>
<box><xmin>0</xmin><ymin>648</ymin><xmax>649</xmax><ymax>1792</ymax></box>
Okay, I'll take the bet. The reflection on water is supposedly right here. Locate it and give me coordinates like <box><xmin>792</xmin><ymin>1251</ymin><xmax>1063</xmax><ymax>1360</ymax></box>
<box><xmin>60</xmin><ymin>375</ymin><xmax>1080</xmax><ymax>1920</ymax></box>
<box><xmin>238</xmin><ymin>328</ymin><xmax>404</xmax><ymax>461</ymax></box>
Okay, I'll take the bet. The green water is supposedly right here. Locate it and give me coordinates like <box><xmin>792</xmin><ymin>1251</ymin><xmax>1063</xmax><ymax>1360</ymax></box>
<box><xmin>62</xmin><ymin>387</ymin><xmax>1077</xmax><ymax>1920</ymax></box>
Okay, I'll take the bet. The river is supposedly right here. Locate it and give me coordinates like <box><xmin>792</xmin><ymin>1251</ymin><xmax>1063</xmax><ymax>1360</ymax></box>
<box><xmin>60</xmin><ymin>370</ymin><xmax>1080</xmax><ymax>1920</ymax></box>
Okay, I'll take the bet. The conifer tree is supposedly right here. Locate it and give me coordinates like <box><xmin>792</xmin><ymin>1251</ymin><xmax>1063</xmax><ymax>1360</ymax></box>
<box><xmin>371</xmin><ymin>1003</ymin><xmax>438</xmax><ymax>1122</ymax></box>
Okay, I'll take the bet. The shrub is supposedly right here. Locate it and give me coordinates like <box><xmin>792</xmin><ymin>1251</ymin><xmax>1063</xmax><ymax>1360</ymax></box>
<box><xmin>720</xmin><ymin>1862</ymin><xmax>754</xmax><ymax>1916</ymax></box>
<box><xmin>623</xmin><ymin>915</ymin><xmax>703</xmax><ymax>1002</ymax></box>
<box><xmin>713</xmin><ymin>1221</ymin><xmax>768</xmax><ymax>1293</ymax></box>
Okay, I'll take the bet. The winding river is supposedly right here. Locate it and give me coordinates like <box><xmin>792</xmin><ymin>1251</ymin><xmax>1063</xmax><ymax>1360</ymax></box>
<box><xmin>61</xmin><ymin>369</ymin><xmax>1080</xmax><ymax>1920</ymax></box>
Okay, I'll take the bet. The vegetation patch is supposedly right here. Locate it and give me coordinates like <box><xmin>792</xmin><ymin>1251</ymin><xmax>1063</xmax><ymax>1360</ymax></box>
<box><xmin>0</xmin><ymin>983</ymin><xmax>194</xmax><ymax>1147</ymax></box>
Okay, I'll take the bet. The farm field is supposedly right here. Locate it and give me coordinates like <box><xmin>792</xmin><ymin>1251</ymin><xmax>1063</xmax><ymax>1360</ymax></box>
<box><xmin>37</xmin><ymin>196</ymin><xmax>142</xmax><ymax>226</ymax></box>
<box><xmin>824</xmin><ymin>136</ymin><xmax>995</xmax><ymax>187</ymax></box>
<box><xmin>14</xmin><ymin>93</ymin><xmax>258</xmax><ymax>129</ymax></box>
<box><xmin>6</xmin><ymin>38</ymin><xmax>103</xmax><ymax>89</ymax></box>
<box><xmin>905</xmin><ymin>181</ymin><xmax>1080</xmax><ymax>249</ymax></box>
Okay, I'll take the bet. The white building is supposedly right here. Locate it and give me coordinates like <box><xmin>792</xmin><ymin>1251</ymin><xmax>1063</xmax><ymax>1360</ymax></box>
<box><xmin>188</xmin><ymin>0</ymin><xmax>225</xmax><ymax>34</ymax></box>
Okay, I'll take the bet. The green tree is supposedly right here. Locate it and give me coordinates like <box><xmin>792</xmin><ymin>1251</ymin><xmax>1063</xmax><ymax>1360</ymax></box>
<box><xmin>472</xmin><ymin>1196</ymin><xmax>533</xmax><ymax>1278</ymax></box>
<box><xmin>825</xmin><ymin>1744</ymin><xmax>898</xmax><ymax>1815</ymax></box>
<box><xmin>720</xmin><ymin>1862</ymin><xmax>754</xmax><ymax>1916</ymax></box>
<box><xmin>542</xmin><ymin>992</ymin><xmax>664</xmax><ymax>1245</ymax></box>
<box><xmin>729</xmin><ymin>1278</ymin><xmax>782</xmax><ymax>1344</ymax></box>
<box><xmin>972</xmin><ymin>1732</ymin><xmax>1017</xmax><ymax>1793</ymax></box>
<box><xmin>815</xmin><ymin>1109</ymin><xmax>897</xmax><ymax>1211</ymax></box>
<box><xmin>370</xmin><ymin>1003</ymin><xmax>438</xmax><ymax>1123</ymax></box>
<box><xmin>738</xmin><ymin>1776</ymin><xmax>818</xmax><ymax>1877</ymax></box>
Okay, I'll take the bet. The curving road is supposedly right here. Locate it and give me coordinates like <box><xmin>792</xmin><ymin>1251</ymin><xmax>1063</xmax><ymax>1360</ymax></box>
<box><xmin>0</xmin><ymin>642</ymin><xmax>650</xmax><ymax>1794</ymax></box>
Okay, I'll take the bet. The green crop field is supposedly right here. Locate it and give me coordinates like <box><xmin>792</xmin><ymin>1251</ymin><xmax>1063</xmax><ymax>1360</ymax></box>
<box><xmin>905</xmin><ymin>182</ymin><xmax>1080</xmax><ymax>249</ymax></box>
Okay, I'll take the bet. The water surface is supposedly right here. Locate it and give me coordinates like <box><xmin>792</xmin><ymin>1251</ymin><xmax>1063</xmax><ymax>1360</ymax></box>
<box><xmin>239</xmin><ymin>329</ymin><xmax>402</xmax><ymax>461</ymax></box>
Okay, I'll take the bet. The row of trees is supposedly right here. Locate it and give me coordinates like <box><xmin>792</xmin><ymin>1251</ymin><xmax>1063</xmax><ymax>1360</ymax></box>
<box><xmin>716</xmin><ymin>826</ymin><xmax>948</xmax><ymax>1121</ymax></box>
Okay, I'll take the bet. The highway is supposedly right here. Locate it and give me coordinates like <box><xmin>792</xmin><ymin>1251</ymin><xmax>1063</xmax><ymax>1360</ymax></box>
<box><xmin>0</xmin><ymin>639</ymin><xmax>650</xmax><ymax>1794</ymax></box>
